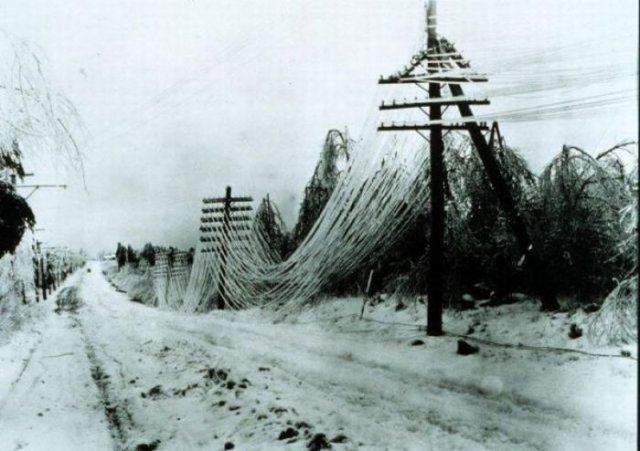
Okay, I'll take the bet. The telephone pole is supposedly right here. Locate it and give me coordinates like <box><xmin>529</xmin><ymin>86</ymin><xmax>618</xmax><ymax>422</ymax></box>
<box><xmin>425</xmin><ymin>0</ymin><xmax>445</xmax><ymax>336</ymax></box>
<box><xmin>200</xmin><ymin>186</ymin><xmax>253</xmax><ymax>309</ymax></box>
<box><xmin>377</xmin><ymin>0</ymin><xmax>558</xmax><ymax>335</ymax></box>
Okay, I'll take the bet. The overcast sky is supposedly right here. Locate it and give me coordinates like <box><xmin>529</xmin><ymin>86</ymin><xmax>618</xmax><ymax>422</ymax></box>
<box><xmin>1</xmin><ymin>0</ymin><xmax>637</xmax><ymax>255</ymax></box>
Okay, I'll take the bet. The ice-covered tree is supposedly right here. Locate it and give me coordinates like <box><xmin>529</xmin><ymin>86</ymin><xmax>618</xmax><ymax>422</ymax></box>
<box><xmin>0</xmin><ymin>32</ymin><xmax>82</xmax><ymax>257</ymax></box>
<box><xmin>291</xmin><ymin>129</ymin><xmax>351</xmax><ymax>249</ymax></box>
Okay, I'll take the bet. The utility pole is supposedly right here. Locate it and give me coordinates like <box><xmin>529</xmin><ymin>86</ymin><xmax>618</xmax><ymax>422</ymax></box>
<box><xmin>218</xmin><ymin>186</ymin><xmax>232</xmax><ymax>309</ymax></box>
<box><xmin>37</xmin><ymin>241</ymin><xmax>47</xmax><ymax>301</ymax></box>
<box><xmin>377</xmin><ymin>0</ymin><xmax>559</xmax><ymax>333</ymax></box>
<box><xmin>425</xmin><ymin>0</ymin><xmax>444</xmax><ymax>336</ymax></box>
<box><xmin>200</xmin><ymin>186</ymin><xmax>253</xmax><ymax>310</ymax></box>
<box><xmin>32</xmin><ymin>241</ymin><xmax>40</xmax><ymax>302</ymax></box>
<box><xmin>379</xmin><ymin>0</ymin><xmax>453</xmax><ymax>335</ymax></box>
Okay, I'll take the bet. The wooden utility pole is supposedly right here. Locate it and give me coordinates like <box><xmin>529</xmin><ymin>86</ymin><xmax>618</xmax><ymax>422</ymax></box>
<box><xmin>425</xmin><ymin>0</ymin><xmax>444</xmax><ymax>336</ymax></box>
<box><xmin>377</xmin><ymin>0</ymin><xmax>559</xmax><ymax>332</ymax></box>
<box><xmin>200</xmin><ymin>186</ymin><xmax>253</xmax><ymax>310</ymax></box>
<box><xmin>217</xmin><ymin>186</ymin><xmax>232</xmax><ymax>309</ymax></box>
<box><xmin>39</xmin><ymin>246</ymin><xmax>47</xmax><ymax>301</ymax></box>
<box><xmin>31</xmin><ymin>240</ymin><xmax>39</xmax><ymax>302</ymax></box>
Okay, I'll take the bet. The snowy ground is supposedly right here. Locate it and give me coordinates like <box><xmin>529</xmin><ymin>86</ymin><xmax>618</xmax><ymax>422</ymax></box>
<box><xmin>0</xmin><ymin>261</ymin><xmax>636</xmax><ymax>450</ymax></box>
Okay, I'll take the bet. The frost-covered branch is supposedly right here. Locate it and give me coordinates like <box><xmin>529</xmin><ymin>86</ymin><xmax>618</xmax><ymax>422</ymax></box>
<box><xmin>0</xmin><ymin>31</ymin><xmax>84</xmax><ymax>176</ymax></box>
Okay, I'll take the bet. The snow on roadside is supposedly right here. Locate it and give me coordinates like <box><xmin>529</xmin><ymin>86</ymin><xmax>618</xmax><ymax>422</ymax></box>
<box><xmin>220</xmin><ymin>296</ymin><xmax>637</xmax><ymax>450</ymax></box>
<box><xmin>2</xmin><ymin>263</ymin><xmax>634</xmax><ymax>450</ymax></box>
<box><xmin>78</xmin><ymin>263</ymin><xmax>637</xmax><ymax>450</ymax></box>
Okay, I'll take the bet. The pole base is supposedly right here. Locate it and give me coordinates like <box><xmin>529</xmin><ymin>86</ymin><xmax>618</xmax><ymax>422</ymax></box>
<box><xmin>426</xmin><ymin>327</ymin><xmax>444</xmax><ymax>337</ymax></box>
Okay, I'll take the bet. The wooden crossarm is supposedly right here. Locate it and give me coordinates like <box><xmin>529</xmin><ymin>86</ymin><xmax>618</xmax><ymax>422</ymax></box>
<box><xmin>378</xmin><ymin>122</ymin><xmax>489</xmax><ymax>131</ymax></box>
<box><xmin>379</xmin><ymin>74</ymin><xmax>488</xmax><ymax>84</ymax></box>
<box><xmin>201</xmin><ymin>215</ymin><xmax>253</xmax><ymax>223</ymax></box>
<box><xmin>380</xmin><ymin>97</ymin><xmax>489</xmax><ymax>110</ymax></box>
<box><xmin>200</xmin><ymin>236</ymin><xmax>250</xmax><ymax>243</ymax></box>
<box><xmin>202</xmin><ymin>196</ymin><xmax>253</xmax><ymax>204</ymax></box>
<box><xmin>200</xmin><ymin>225</ymin><xmax>251</xmax><ymax>233</ymax></box>
<box><xmin>201</xmin><ymin>205</ymin><xmax>253</xmax><ymax>214</ymax></box>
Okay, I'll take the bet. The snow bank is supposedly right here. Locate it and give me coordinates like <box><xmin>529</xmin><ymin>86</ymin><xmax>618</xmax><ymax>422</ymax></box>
<box><xmin>102</xmin><ymin>262</ymin><xmax>156</xmax><ymax>306</ymax></box>
<box><xmin>264</xmin><ymin>294</ymin><xmax>637</xmax><ymax>356</ymax></box>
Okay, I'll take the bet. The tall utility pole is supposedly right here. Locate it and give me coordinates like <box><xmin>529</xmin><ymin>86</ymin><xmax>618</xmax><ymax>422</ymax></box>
<box><xmin>378</xmin><ymin>0</ymin><xmax>559</xmax><ymax>334</ymax></box>
<box><xmin>425</xmin><ymin>0</ymin><xmax>445</xmax><ymax>336</ymax></box>
<box><xmin>380</xmin><ymin>0</ymin><xmax>450</xmax><ymax>335</ymax></box>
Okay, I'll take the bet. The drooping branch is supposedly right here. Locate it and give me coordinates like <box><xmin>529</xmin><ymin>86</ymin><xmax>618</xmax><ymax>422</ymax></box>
<box><xmin>0</xmin><ymin>31</ymin><xmax>84</xmax><ymax>176</ymax></box>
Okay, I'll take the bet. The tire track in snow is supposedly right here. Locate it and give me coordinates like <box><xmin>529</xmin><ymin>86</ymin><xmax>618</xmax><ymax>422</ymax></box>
<box><xmin>73</xmin><ymin>312</ymin><xmax>135</xmax><ymax>450</ymax></box>
<box><xmin>0</xmin><ymin>272</ymin><xmax>116</xmax><ymax>451</ymax></box>
<box><xmin>0</xmin><ymin>329</ymin><xmax>43</xmax><ymax>414</ymax></box>
<box><xmin>55</xmin><ymin>271</ymin><xmax>133</xmax><ymax>447</ymax></box>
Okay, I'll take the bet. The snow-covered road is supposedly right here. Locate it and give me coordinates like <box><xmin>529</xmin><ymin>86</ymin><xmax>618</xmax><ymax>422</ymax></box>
<box><xmin>0</xmin><ymin>262</ymin><xmax>636</xmax><ymax>450</ymax></box>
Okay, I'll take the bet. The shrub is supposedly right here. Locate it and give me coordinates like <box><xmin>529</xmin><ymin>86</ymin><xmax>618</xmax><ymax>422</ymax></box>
<box><xmin>140</xmin><ymin>242</ymin><xmax>156</xmax><ymax>266</ymax></box>
<box><xmin>0</xmin><ymin>181</ymin><xmax>35</xmax><ymax>259</ymax></box>
<box><xmin>530</xmin><ymin>145</ymin><xmax>632</xmax><ymax>303</ymax></box>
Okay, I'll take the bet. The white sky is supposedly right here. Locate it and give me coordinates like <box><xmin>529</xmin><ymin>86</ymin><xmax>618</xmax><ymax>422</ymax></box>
<box><xmin>1</xmin><ymin>0</ymin><xmax>637</xmax><ymax>254</ymax></box>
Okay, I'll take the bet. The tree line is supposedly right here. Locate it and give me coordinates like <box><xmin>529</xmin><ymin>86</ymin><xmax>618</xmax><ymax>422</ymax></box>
<box><xmin>114</xmin><ymin>242</ymin><xmax>195</xmax><ymax>271</ymax></box>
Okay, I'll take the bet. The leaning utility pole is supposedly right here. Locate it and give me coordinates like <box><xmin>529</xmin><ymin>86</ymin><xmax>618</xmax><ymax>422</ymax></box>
<box><xmin>378</xmin><ymin>0</ymin><xmax>558</xmax><ymax>335</ymax></box>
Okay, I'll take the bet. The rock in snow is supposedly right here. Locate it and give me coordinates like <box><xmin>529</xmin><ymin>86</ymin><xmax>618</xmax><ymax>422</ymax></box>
<box><xmin>457</xmin><ymin>339</ymin><xmax>480</xmax><ymax>355</ymax></box>
<box><xmin>568</xmin><ymin>323</ymin><xmax>583</xmax><ymax>339</ymax></box>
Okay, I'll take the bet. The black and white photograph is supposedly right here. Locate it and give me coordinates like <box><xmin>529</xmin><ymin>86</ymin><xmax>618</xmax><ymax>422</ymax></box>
<box><xmin>0</xmin><ymin>0</ymin><xmax>637</xmax><ymax>449</ymax></box>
